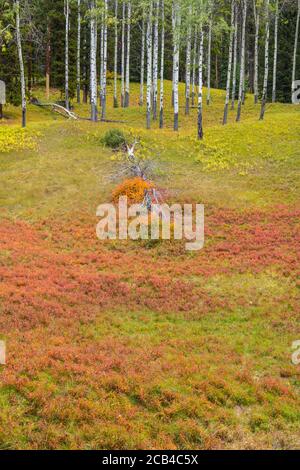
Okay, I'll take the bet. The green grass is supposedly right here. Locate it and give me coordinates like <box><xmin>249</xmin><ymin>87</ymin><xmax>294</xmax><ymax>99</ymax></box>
<box><xmin>0</xmin><ymin>81</ymin><xmax>299</xmax><ymax>450</ymax></box>
<box><xmin>1</xmin><ymin>81</ymin><xmax>299</xmax><ymax>220</ymax></box>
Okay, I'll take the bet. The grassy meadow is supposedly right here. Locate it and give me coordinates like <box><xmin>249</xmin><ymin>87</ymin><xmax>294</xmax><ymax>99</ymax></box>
<box><xmin>0</xmin><ymin>80</ymin><xmax>299</xmax><ymax>449</ymax></box>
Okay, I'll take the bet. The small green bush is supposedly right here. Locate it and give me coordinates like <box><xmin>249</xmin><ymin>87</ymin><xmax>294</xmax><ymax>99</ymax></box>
<box><xmin>102</xmin><ymin>129</ymin><xmax>126</xmax><ymax>149</ymax></box>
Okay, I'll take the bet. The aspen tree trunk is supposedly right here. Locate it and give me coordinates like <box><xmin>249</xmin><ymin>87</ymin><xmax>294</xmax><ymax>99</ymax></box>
<box><xmin>114</xmin><ymin>0</ymin><xmax>119</xmax><ymax>108</ymax></box>
<box><xmin>198</xmin><ymin>26</ymin><xmax>204</xmax><ymax>139</ymax></box>
<box><xmin>125</xmin><ymin>1</ymin><xmax>131</xmax><ymax>107</ymax></box>
<box><xmin>90</xmin><ymin>0</ymin><xmax>98</xmax><ymax>121</ymax></box>
<box><xmin>27</xmin><ymin>39</ymin><xmax>33</xmax><ymax>97</ymax></box>
<box><xmin>236</xmin><ymin>0</ymin><xmax>247</xmax><ymax>122</ymax></box>
<box><xmin>207</xmin><ymin>18</ymin><xmax>212</xmax><ymax>105</ymax></box>
<box><xmin>253</xmin><ymin>0</ymin><xmax>260</xmax><ymax>104</ymax></box>
<box><xmin>83</xmin><ymin>25</ymin><xmax>88</xmax><ymax>104</ymax></box>
<box><xmin>185</xmin><ymin>5</ymin><xmax>192</xmax><ymax>115</ymax></box>
<box><xmin>223</xmin><ymin>0</ymin><xmax>235</xmax><ymax>125</ymax></box>
<box><xmin>15</xmin><ymin>0</ymin><xmax>26</xmax><ymax>127</ymax></box>
<box><xmin>77</xmin><ymin>0</ymin><xmax>81</xmax><ymax>104</ymax></box>
<box><xmin>192</xmin><ymin>25</ymin><xmax>198</xmax><ymax>107</ymax></box>
<box><xmin>260</xmin><ymin>0</ymin><xmax>270</xmax><ymax>120</ymax></box>
<box><xmin>64</xmin><ymin>0</ymin><xmax>70</xmax><ymax>110</ymax></box>
<box><xmin>146</xmin><ymin>1</ymin><xmax>153</xmax><ymax>129</ymax></box>
<box><xmin>139</xmin><ymin>15</ymin><xmax>145</xmax><ymax>106</ymax></box>
<box><xmin>272</xmin><ymin>0</ymin><xmax>279</xmax><ymax>102</ymax></box>
<box><xmin>242</xmin><ymin>51</ymin><xmax>246</xmax><ymax>104</ymax></box>
<box><xmin>172</xmin><ymin>2</ymin><xmax>175</xmax><ymax>107</ymax></box>
<box><xmin>101</xmin><ymin>0</ymin><xmax>108</xmax><ymax>120</ymax></box>
<box><xmin>172</xmin><ymin>61</ymin><xmax>175</xmax><ymax>107</ymax></box>
<box><xmin>292</xmin><ymin>0</ymin><xmax>300</xmax><ymax>102</ymax></box>
<box><xmin>121</xmin><ymin>1</ymin><xmax>125</xmax><ymax>107</ymax></box>
<box><xmin>100</xmin><ymin>13</ymin><xmax>104</xmax><ymax>107</ymax></box>
<box><xmin>231</xmin><ymin>3</ymin><xmax>238</xmax><ymax>109</ymax></box>
<box><xmin>152</xmin><ymin>1</ymin><xmax>159</xmax><ymax>119</ymax></box>
<box><xmin>159</xmin><ymin>0</ymin><xmax>165</xmax><ymax>128</ymax></box>
<box><xmin>173</xmin><ymin>0</ymin><xmax>181</xmax><ymax>131</ymax></box>
<box><xmin>46</xmin><ymin>22</ymin><xmax>51</xmax><ymax>100</ymax></box>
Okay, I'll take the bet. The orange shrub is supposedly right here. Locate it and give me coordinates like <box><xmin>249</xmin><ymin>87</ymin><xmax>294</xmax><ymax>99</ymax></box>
<box><xmin>112</xmin><ymin>177</ymin><xmax>154</xmax><ymax>204</ymax></box>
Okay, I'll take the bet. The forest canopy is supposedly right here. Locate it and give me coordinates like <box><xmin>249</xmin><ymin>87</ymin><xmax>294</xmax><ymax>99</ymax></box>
<box><xmin>0</xmin><ymin>0</ymin><xmax>299</xmax><ymax>131</ymax></box>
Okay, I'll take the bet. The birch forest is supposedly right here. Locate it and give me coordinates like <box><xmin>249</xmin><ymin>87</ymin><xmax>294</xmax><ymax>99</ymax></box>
<box><xmin>0</xmin><ymin>0</ymin><xmax>299</xmax><ymax>133</ymax></box>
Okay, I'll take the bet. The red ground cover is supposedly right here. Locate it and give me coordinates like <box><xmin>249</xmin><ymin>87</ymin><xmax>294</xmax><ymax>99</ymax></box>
<box><xmin>0</xmin><ymin>205</ymin><xmax>299</xmax><ymax>449</ymax></box>
<box><xmin>0</xmin><ymin>205</ymin><xmax>299</xmax><ymax>332</ymax></box>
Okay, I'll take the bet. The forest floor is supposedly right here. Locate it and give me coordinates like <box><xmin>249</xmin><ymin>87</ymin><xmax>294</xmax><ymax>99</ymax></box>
<box><xmin>0</xmin><ymin>81</ymin><xmax>299</xmax><ymax>450</ymax></box>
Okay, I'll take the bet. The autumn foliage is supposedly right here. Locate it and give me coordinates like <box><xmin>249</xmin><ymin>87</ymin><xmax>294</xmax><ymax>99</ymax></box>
<box><xmin>112</xmin><ymin>177</ymin><xmax>155</xmax><ymax>204</ymax></box>
<box><xmin>0</xmin><ymin>204</ymin><xmax>299</xmax><ymax>449</ymax></box>
<box><xmin>0</xmin><ymin>84</ymin><xmax>299</xmax><ymax>450</ymax></box>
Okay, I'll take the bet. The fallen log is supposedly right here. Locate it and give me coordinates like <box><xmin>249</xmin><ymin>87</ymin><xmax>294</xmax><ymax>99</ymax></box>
<box><xmin>33</xmin><ymin>101</ymin><xmax>78</xmax><ymax>120</ymax></box>
<box><xmin>31</xmin><ymin>99</ymin><xmax>126</xmax><ymax>124</ymax></box>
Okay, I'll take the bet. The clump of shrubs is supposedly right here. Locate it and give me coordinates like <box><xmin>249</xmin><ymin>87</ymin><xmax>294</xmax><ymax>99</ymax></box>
<box><xmin>112</xmin><ymin>177</ymin><xmax>154</xmax><ymax>204</ymax></box>
<box><xmin>102</xmin><ymin>129</ymin><xmax>126</xmax><ymax>150</ymax></box>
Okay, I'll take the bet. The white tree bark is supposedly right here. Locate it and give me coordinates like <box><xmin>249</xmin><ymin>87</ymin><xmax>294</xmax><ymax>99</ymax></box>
<box><xmin>159</xmin><ymin>0</ymin><xmax>165</xmax><ymax>128</ymax></box>
<box><xmin>139</xmin><ymin>14</ymin><xmax>145</xmax><ymax>106</ymax></box>
<box><xmin>146</xmin><ymin>1</ymin><xmax>153</xmax><ymax>129</ymax></box>
<box><xmin>152</xmin><ymin>1</ymin><xmax>159</xmax><ymax>119</ymax></box>
<box><xmin>272</xmin><ymin>0</ymin><xmax>279</xmax><ymax>103</ymax></box>
<box><xmin>114</xmin><ymin>0</ymin><xmax>119</xmax><ymax>108</ymax></box>
<box><xmin>206</xmin><ymin>17</ymin><xmax>212</xmax><ymax>105</ymax></box>
<box><xmin>90</xmin><ymin>0</ymin><xmax>98</xmax><ymax>121</ymax></box>
<box><xmin>253</xmin><ymin>0</ymin><xmax>260</xmax><ymax>104</ymax></box>
<box><xmin>15</xmin><ymin>0</ymin><xmax>26</xmax><ymax>127</ymax></box>
<box><xmin>292</xmin><ymin>0</ymin><xmax>300</xmax><ymax>101</ymax></box>
<box><xmin>172</xmin><ymin>2</ymin><xmax>175</xmax><ymax>107</ymax></box>
<box><xmin>192</xmin><ymin>24</ymin><xmax>198</xmax><ymax>107</ymax></box>
<box><xmin>236</xmin><ymin>0</ymin><xmax>247</xmax><ymax>121</ymax></box>
<box><xmin>77</xmin><ymin>0</ymin><xmax>81</xmax><ymax>104</ymax></box>
<box><xmin>100</xmin><ymin>12</ymin><xmax>104</xmax><ymax>107</ymax></box>
<box><xmin>121</xmin><ymin>1</ymin><xmax>125</xmax><ymax>107</ymax></box>
<box><xmin>64</xmin><ymin>0</ymin><xmax>70</xmax><ymax>110</ymax></box>
<box><xmin>173</xmin><ymin>0</ymin><xmax>181</xmax><ymax>131</ymax></box>
<box><xmin>223</xmin><ymin>0</ymin><xmax>235</xmax><ymax>125</ymax></box>
<box><xmin>198</xmin><ymin>25</ymin><xmax>204</xmax><ymax>139</ymax></box>
<box><xmin>185</xmin><ymin>5</ymin><xmax>192</xmax><ymax>115</ymax></box>
<box><xmin>101</xmin><ymin>0</ymin><xmax>108</xmax><ymax>119</ymax></box>
<box><xmin>231</xmin><ymin>5</ymin><xmax>238</xmax><ymax>109</ymax></box>
<box><xmin>125</xmin><ymin>1</ymin><xmax>131</xmax><ymax>107</ymax></box>
<box><xmin>260</xmin><ymin>0</ymin><xmax>270</xmax><ymax>120</ymax></box>
<box><xmin>46</xmin><ymin>22</ymin><xmax>51</xmax><ymax>100</ymax></box>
